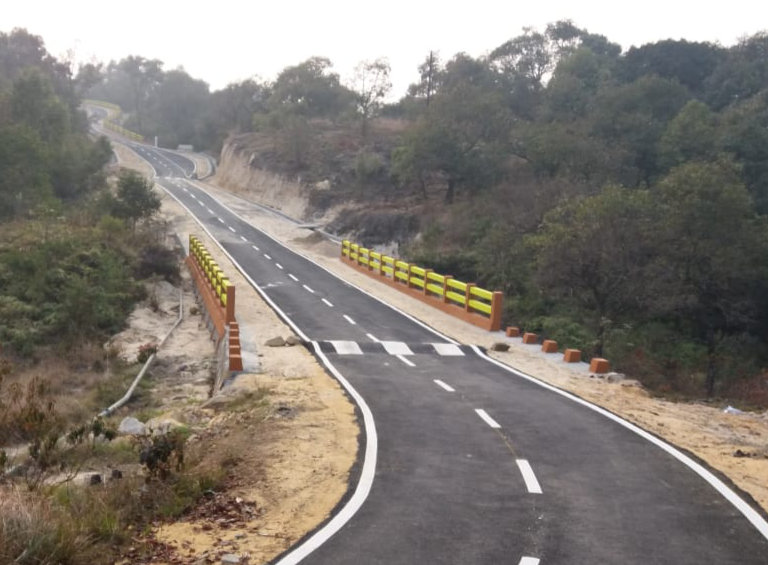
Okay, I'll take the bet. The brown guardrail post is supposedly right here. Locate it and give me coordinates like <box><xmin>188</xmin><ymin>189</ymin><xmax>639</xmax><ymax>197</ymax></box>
<box><xmin>465</xmin><ymin>283</ymin><xmax>475</xmax><ymax>312</ymax></box>
<box><xmin>443</xmin><ymin>276</ymin><xmax>452</xmax><ymax>303</ymax></box>
<box><xmin>225</xmin><ymin>284</ymin><xmax>235</xmax><ymax>323</ymax></box>
<box><xmin>489</xmin><ymin>291</ymin><xmax>503</xmax><ymax>331</ymax></box>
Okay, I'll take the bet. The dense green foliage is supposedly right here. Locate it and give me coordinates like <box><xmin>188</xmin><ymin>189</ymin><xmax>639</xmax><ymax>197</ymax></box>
<box><xmin>0</xmin><ymin>30</ymin><xmax>174</xmax><ymax>358</ymax></box>
<box><xmin>82</xmin><ymin>23</ymin><xmax>768</xmax><ymax>401</ymax></box>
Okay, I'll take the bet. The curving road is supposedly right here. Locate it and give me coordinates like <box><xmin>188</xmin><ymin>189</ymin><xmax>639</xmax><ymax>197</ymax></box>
<box><xmin>116</xmin><ymin>136</ymin><xmax>768</xmax><ymax>564</ymax></box>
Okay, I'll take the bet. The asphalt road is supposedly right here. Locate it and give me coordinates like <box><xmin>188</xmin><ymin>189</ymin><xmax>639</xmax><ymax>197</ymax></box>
<box><xmin>122</xmin><ymin>139</ymin><xmax>768</xmax><ymax>564</ymax></box>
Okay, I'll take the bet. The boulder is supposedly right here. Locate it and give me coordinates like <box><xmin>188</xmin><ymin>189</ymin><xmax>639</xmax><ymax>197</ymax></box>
<box><xmin>490</xmin><ymin>342</ymin><xmax>510</xmax><ymax>352</ymax></box>
<box><xmin>285</xmin><ymin>335</ymin><xmax>303</xmax><ymax>346</ymax></box>
<box><xmin>265</xmin><ymin>336</ymin><xmax>286</xmax><ymax>347</ymax></box>
<box><xmin>118</xmin><ymin>417</ymin><xmax>147</xmax><ymax>436</ymax></box>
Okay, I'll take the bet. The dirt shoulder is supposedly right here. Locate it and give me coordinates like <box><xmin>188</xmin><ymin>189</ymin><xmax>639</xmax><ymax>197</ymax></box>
<box><xmin>112</xmin><ymin>143</ymin><xmax>358</xmax><ymax>564</ymax></box>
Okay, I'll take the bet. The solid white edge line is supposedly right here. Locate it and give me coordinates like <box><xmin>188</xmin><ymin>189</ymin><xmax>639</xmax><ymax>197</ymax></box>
<box><xmin>303</xmin><ymin>284</ymin><xmax>315</xmax><ymax>294</ymax></box>
<box><xmin>516</xmin><ymin>459</ymin><xmax>543</xmax><ymax>494</ymax></box>
<box><xmin>156</xmin><ymin>186</ymin><xmax>380</xmax><ymax>563</ymax></box>
<box><xmin>434</xmin><ymin>379</ymin><xmax>455</xmax><ymax>392</ymax></box>
<box><xmin>343</xmin><ymin>315</ymin><xmax>357</xmax><ymax>325</ymax></box>
<box><xmin>157</xmin><ymin>171</ymin><xmax>768</xmax><ymax>549</ymax></box>
<box><xmin>289</xmin><ymin>274</ymin><xmax>299</xmax><ymax>282</ymax></box>
<box><xmin>397</xmin><ymin>354</ymin><xmax>416</xmax><ymax>368</ymax></box>
<box><xmin>519</xmin><ymin>557</ymin><xmax>540</xmax><ymax>565</ymax></box>
<box><xmin>366</xmin><ymin>333</ymin><xmax>380</xmax><ymax>342</ymax></box>
<box><xmin>468</xmin><ymin>345</ymin><xmax>768</xmax><ymax>541</ymax></box>
<box><xmin>475</xmin><ymin>408</ymin><xmax>501</xmax><ymax>429</ymax></box>
<box><xmin>276</xmin><ymin>345</ymin><xmax>377</xmax><ymax>564</ymax></box>
<box><xmin>322</xmin><ymin>298</ymin><xmax>334</xmax><ymax>308</ymax></box>
<box><xmin>276</xmin><ymin>263</ymin><xmax>283</xmax><ymax>270</ymax></box>
<box><xmin>183</xmin><ymin>178</ymin><xmax>461</xmax><ymax>346</ymax></box>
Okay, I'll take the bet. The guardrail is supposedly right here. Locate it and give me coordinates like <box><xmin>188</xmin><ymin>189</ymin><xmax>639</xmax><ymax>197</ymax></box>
<box><xmin>341</xmin><ymin>240</ymin><xmax>503</xmax><ymax>331</ymax></box>
<box><xmin>186</xmin><ymin>235</ymin><xmax>243</xmax><ymax>372</ymax></box>
<box><xmin>84</xmin><ymin>99</ymin><xmax>145</xmax><ymax>142</ymax></box>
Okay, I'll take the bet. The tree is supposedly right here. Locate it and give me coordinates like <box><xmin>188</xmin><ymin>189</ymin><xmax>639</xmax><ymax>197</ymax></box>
<box><xmin>658</xmin><ymin>100</ymin><xmax>719</xmax><ymax>170</ymax></box>
<box><xmin>529</xmin><ymin>185</ymin><xmax>658</xmax><ymax>355</ymax></box>
<box><xmin>113</xmin><ymin>171</ymin><xmax>160</xmax><ymax>231</ymax></box>
<box><xmin>350</xmin><ymin>58</ymin><xmax>391</xmax><ymax>139</ymax></box>
<box><xmin>653</xmin><ymin>159</ymin><xmax>768</xmax><ymax>396</ymax></box>
<box><xmin>407</xmin><ymin>51</ymin><xmax>441</xmax><ymax>107</ymax></box>
<box><xmin>267</xmin><ymin>57</ymin><xmax>353</xmax><ymax>119</ymax></box>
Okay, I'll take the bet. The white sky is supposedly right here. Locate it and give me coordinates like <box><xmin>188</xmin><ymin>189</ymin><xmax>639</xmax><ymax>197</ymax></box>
<box><xmin>4</xmin><ymin>1</ymin><xmax>767</xmax><ymax>98</ymax></box>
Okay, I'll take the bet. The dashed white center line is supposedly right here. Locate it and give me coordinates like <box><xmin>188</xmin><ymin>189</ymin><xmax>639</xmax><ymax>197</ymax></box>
<box><xmin>199</xmin><ymin>201</ymin><xmax>205</xmax><ymax>207</ymax></box>
<box><xmin>207</xmin><ymin>208</ymin><xmax>215</xmax><ymax>214</ymax></box>
<box><xmin>518</xmin><ymin>558</ymin><xmax>540</xmax><ymax>565</ymax></box>
<box><xmin>343</xmin><ymin>315</ymin><xmax>356</xmax><ymax>325</ymax></box>
<box><xmin>475</xmin><ymin>409</ymin><xmax>501</xmax><ymax>429</ymax></box>
<box><xmin>516</xmin><ymin>459</ymin><xmax>543</xmax><ymax>494</ymax></box>
<box><xmin>303</xmin><ymin>284</ymin><xmax>315</xmax><ymax>294</ymax></box>
<box><xmin>276</xmin><ymin>263</ymin><xmax>283</xmax><ymax>270</ymax></box>
<box><xmin>322</xmin><ymin>298</ymin><xmax>334</xmax><ymax>308</ymax></box>
<box><xmin>366</xmin><ymin>333</ymin><xmax>380</xmax><ymax>342</ymax></box>
<box><xmin>251</xmin><ymin>245</ymin><xmax>260</xmax><ymax>252</ymax></box>
<box><xmin>182</xmin><ymin>187</ymin><xmax>188</xmax><ymax>192</ymax></box>
<box><xmin>289</xmin><ymin>274</ymin><xmax>299</xmax><ymax>282</ymax></box>
<box><xmin>240</xmin><ymin>236</ymin><xmax>248</xmax><ymax>242</ymax></box>
<box><xmin>264</xmin><ymin>254</ymin><xmax>272</xmax><ymax>260</ymax></box>
<box><xmin>217</xmin><ymin>217</ymin><xmax>225</xmax><ymax>223</ymax></box>
<box><xmin>228</xmin><ymin>226</ymin><xmax>236</xmax><ymax>233</ymax></box>
<box><xmin>397</xmin><ymin>355</ymin><xmax>416</xmax><ymax>367</ymax></box>
<box><xmin>434</xmin><ymin>379</ymin><xmax>455</xmax><ymax>392</ymax></box>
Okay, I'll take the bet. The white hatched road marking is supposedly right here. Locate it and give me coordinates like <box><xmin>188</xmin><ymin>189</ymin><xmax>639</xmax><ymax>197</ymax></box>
<box><xmin>475</xmin><ymin>409</ymin><xmax>501</xmax><ymax>429</ymax></box>
<box><xmin>434</xmin><ymin>379</ymin><xmax>455</xmax><ymax>392</ymax></box>
<box><xmin>519</xmin><ymin>558</ymin><xmax>540</xmax><ymax>565</ymax></box>
<box><xmin>382</xmin><ymin>341</ymin><xmax>413</xmax><ymax>356</ymax></box>
<box><xmin>433</xmin><ymin>343</ymin><xmax>465</xmax><ymax>356</ymax></box>
<box><xmin>330</xmin><ymin>341</ymin><xmax>363</xmax><ymax>355</ymax></box>
<box><xmin>517</xmin><ymin>459</ymin><xmax>543</xmax><ymax>494</ymax></box>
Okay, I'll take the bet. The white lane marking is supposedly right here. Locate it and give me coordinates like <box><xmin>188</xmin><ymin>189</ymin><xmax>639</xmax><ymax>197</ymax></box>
<box><xmin>434</xmin><ymin>379</ymin><xmax>455</xmax><ymax>392</ymax></box>
<box><xmin>228</xmin><ymin>226</ymin><xmax>236</xmax><ymax>233</ymax></box>
<box><xmin>433</xmin><ymin>343</ymin><xmax>465</xmax><ymax>356</ymax></box>
<box><xmin>264</xmin><ymin>254</ymin><xmax>272</xmax><ymax>260</ymax></box>
<box><xmin>366</xmin><ymin>333</ymin><xmax>380</xmax><ymax>342</ymax></box>
<box><xmin>330</xmin><ymin>341</ymin><xmax>363</xmax><ymax>355</ymax></box>
<box><xmin>475</xmin><ymin>409</ymin><xmax>501</xmax><ymax>429</ymax></box>
<box><xmin>517</xmin><ymin>459</ymin><xmax>543</xmax><ymax>494</ymax></box>
<box><xmin>397</xmin><ymin>355</ymin><xmax>416</xmax><ymax>367</ymax></box>
<box><xmin>240</xmin><ymin>236</ymin><xmax>248</xmax><ymax>242</ymax></box>
<box><xmin>251</xmin><ymin>245</ymin><xmax>260</xmax><ymax>251</ymax></box>
<box><xmin>199</xmin><ymin>201</ymin><xmax>205</xmax><ymax>207</ymax></box>
<box><xmin>322</xmin><ymin>298</ymin><xmax>334</xmax><ymax>308</ymax></box>
<box><xmin>382</xmin><ymin>341</ymin><xmax>413</xmax><ymax>356</ymax></box>
<box><xmin>289</xmin><ymin>274</ymin><xmax>299</xmax><ymax>282</ymax></box>
<box><xmin>191</xmin><ymin>194</ymin><xmax>197</xmax><ymax>200</ymax></box>
<box><xmin>519</xmin><ymin>558</ymin><xmax>540</xmax><ymax>565</ymax></box>
<box><xmin>468</xmin><ymin>344</ymin><xmax>768</xmax><ymax>541</ymax></box>
<box><xmin>303</xmin><ymin>284</ymin><xmax>315</xmax><ymax>294</ymax></box>
<box><xmin>151</xmin><ymin>186</ymin><xmax>379</xmax><ymax>565</ymax></box>
<box><xmin>276</xmin><ymin>263</ymin><xmax>283</xmax><ymax>270</ymax></box>
<box><xmin>182</xmin><ymin>187</ymin><xmax>188</xmax><ymax>192</ymax></box>
<box><xmin>343</xmin><ymin>315</ymin><xmax>356</xmax><ymax>325</ymax></box>
<box><xmin>207</xmin><ymin>208</ymin><xmax>215</xmax><ymax>214</ymax></box>
<box><xmin>217</xmin><ymin>217</ymin><xmax>225</xmax><ymax>223</ymax></box>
